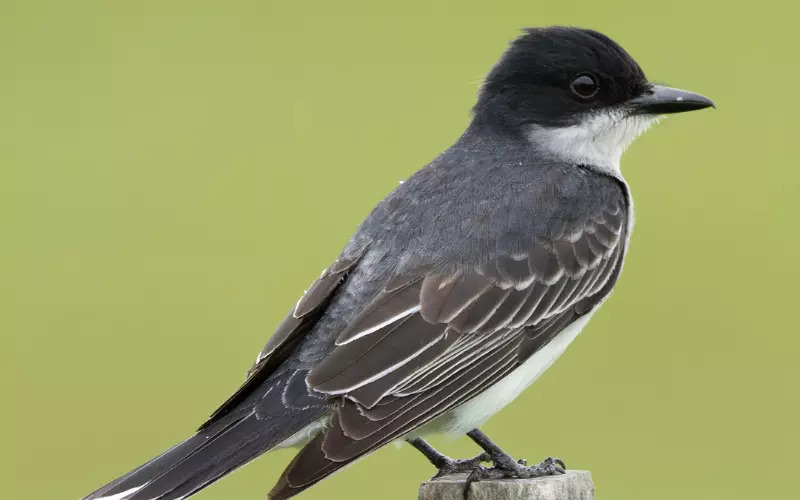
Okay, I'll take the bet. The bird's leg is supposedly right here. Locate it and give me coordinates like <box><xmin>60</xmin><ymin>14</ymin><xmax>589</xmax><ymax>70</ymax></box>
<box><xmin>462</xmin><ymin>429</ymin><xmax>565</xmax><ymax>498</ymax></box>
<box><xmin>406</xmin><ymin>437</ymin><xmax>490</xmax><ymax>478</ymax></box>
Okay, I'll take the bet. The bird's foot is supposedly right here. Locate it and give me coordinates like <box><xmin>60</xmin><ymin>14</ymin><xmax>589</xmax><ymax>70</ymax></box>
<box><xmin>406</xmin><ymin>437</ymin><xmax>490</xmax><ymax>479</ymax></box>
<box><xmin>462</xmin><ymin>456</ymin><xmax>566</xmax><ymax>499</ymax></box>
<box><xmin>471</xmin><ymin>455</ymin><xmax>566</xmax><ymax>479</ymax></box>
<box><xmin>431</xmin><ymin>452</ymin><xmax>491</xmax><ymax>478</ymax></box>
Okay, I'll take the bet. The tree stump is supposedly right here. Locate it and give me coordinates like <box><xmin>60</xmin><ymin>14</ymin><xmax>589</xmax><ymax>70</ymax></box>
<box><xmin>419</xmin><ymin>470</ymin><xmax>594</xmax><ymax>500</ymax></box>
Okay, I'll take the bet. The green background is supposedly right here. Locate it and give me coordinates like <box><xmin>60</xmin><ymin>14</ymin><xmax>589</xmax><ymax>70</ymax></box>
<box><xmin>2</xmin><ymin>1</ymin><xmax>796</xmax><ymax>499</ymax></box>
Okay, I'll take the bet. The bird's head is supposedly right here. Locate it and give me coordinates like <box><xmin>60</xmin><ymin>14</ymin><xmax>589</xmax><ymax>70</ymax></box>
<box><xmin>473</xmin><ymin>27</ymin><xmax>714</xmax><ymax>170</ymax></box>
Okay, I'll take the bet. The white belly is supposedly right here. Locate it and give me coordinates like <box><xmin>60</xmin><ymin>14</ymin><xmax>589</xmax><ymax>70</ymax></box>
<box><xmin>425</xmin><ymin>311</ymin><xmax>596</xmax><ymax>436</ymax></box>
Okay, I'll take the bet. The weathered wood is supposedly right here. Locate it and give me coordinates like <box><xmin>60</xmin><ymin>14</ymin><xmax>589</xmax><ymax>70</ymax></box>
<box><xmin>418</xmin><ymin>470</ymin><xmax>594</xmax><ymax>500</ymax></box>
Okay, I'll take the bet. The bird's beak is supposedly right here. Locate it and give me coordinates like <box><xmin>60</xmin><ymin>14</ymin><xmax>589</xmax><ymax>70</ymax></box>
<box><xmin>628</xmin><ymin>84</ymin><xmax>715</xmax><ymax>115</ymax></box>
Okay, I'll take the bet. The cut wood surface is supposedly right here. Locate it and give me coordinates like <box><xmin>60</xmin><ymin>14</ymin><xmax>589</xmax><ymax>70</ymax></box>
<box><xmin>418</xmin><ymin>470</ymin><xmax>594</xmax><ymax>500</ymax></box>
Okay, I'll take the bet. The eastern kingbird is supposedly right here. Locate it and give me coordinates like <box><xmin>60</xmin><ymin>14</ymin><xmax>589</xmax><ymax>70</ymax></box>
<box><xmin>82</xmin><ymin>26</ymin><xmax>713</xmax><ymax>500</ymax></box>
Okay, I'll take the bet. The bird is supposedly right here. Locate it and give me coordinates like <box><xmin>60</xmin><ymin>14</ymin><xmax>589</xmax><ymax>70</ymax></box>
<box><xmin>81</xmin><ymin>26</ymin><xmax>714</xmax><ymax>500</ymax></box>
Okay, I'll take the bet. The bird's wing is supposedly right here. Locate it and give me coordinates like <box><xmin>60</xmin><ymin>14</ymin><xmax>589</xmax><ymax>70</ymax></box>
<box><xmin>269</xmin><ymin>194</ymin><xmax>629</xmax><ymax>499</ymax></box>
<box><xmin>199</xmin><ymin>248</ymin><xmax>367</xmax><ymax>430</ymax></box>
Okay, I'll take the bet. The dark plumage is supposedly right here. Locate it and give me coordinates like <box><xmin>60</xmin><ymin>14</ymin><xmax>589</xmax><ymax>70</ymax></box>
<box><xmin>81</xmin><ymin>25</ymin><xmax>713</xmax><ymax>500</ymax></box>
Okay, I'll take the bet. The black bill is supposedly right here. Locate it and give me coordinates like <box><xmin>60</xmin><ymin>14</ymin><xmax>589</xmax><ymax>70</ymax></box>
<box><xmin>629</xmin><ymin>84</ymin><xmax>715</xmax><ymax>115</ymax></box>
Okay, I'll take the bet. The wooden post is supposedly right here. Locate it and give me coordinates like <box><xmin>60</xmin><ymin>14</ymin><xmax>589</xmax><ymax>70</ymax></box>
<box><xmin>418</xmin><ymin>471</ymin><xmax>594</xmax><ymax>500</ymax></box>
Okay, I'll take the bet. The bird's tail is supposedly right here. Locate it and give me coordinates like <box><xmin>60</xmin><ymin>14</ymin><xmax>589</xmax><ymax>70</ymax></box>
<box><xmin>81</xmin><ymin>407</ymin><xmax>324</xmax><ymax>500</ymax></box>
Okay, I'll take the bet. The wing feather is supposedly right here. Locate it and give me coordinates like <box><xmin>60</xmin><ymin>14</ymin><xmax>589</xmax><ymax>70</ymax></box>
<box><xmin>449</xmin><ymin>286</ymin><xmax>513</xmax><ymax>333</ymax></box>
<box><xmin>308</xmin><ymin>314</ymin><xmax>451</xmax><ymax>394</ymax></box>
<box><xmin>479</xmin><ymin>287</ymin><xmax>534</xmax><ymax>332</ymax></box>
<box><xmin>420</xmin><ymin>273</ymin><xmax>494</xmax><ymax>323</ymax></box>
<box><xmin>335</xmin><ymin>279</ymin><xmax>424</xmax><ymax>345</ymax></box>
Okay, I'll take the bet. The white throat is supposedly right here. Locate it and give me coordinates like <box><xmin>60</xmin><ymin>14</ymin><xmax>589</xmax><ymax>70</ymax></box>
<box><xmin>528</xmin><ymin>110</ymin><xmax>661</xmax><ymax>174</ymax></box>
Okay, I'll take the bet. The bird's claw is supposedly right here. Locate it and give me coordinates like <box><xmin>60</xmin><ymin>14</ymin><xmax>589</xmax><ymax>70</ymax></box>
<box><xmin>542</xmin><ymin>456</ymin><xmax>567</xmax><ymax>470</ymax></box>
<box><xmin>462</xmin><ymin>456</ymin><xmax>566</xmax><ymax>500</ymax></box>
<box><xmin>432</xmin><ymin>452</ymin><xmax>491</xmax><ymax>478</ymax></box>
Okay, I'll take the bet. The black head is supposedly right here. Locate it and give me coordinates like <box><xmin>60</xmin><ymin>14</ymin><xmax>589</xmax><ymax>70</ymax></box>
<box><xmin>473</xmin><ymin>27</ymin><xmax>713</xmax><ymax>131</ymax></box>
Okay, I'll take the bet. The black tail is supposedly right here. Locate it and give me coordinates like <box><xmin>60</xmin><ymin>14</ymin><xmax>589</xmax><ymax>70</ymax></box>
<box><xmin>82</xmin><ymin>407</ymin><xmax>323</xmax><ymax>500</ymax></box>
<box><xmin>81</xmin><ymin>246</ymin><xmax>355</xmax><ymax>500</ymax></box>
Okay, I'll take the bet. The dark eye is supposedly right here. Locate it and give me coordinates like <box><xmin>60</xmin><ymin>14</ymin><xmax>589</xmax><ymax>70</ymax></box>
<box><xmin>570</xmin><ymin>73</ymin><xmax>599</xmax><ymax>99</ymax></box>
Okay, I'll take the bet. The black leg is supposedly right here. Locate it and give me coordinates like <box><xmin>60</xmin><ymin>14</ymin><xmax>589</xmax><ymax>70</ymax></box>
<box><xmin>462</xmin><ymin>429</ymin><xmax>566</xmax><ymax>500</ymax></box>
<box><xmin>406</xmin><ymin>437</ymin><xmax>489</xmax><ymax>478</ymax></box>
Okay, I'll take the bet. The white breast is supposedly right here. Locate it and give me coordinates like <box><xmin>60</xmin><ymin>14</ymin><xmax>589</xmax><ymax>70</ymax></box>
<box><xmin>528</xmin><ymin>110</ymin><xmax>661</xmax><ymax>175</ymax></box>
<box><xmin>427</xmin><ymin>311</ymin><xmax>596</xmax><ymax>436</ymax></box>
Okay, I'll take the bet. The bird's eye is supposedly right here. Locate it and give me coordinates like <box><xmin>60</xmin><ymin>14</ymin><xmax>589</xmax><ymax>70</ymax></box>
<box><xmin>570</xmin><ymin>74</ymin><xmax>599</xmax><ymax>99</ymax></box>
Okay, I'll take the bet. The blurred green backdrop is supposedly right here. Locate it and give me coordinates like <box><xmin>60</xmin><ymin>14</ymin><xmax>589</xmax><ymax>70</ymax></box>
<box><xmin>2</xmin><ymin>1</ymin><xmax>797</xmax><ymax>499</ymax></box>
